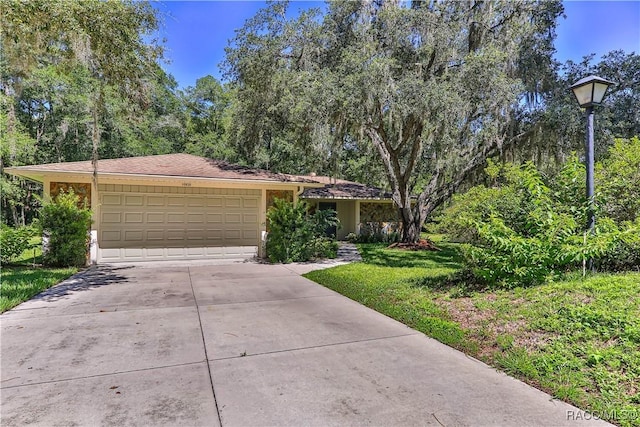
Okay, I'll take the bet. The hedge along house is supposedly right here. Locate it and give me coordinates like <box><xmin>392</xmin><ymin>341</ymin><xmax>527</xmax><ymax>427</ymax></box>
<box><xmin>6</xmin><ymin>154</ymin><xmax>398</xmax><ymax>264</ymax></box>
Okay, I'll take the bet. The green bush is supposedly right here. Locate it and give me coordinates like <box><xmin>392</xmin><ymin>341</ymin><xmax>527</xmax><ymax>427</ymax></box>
<box><xmin>442</xmin><ymin>159</ymin><xmax>637</xmax><ymax>287</ymax></box>
<box><xmin>0</xmin><ymin>223</ymin><xmax>38</xmax><ymax>264</ymax></box>
<box><xmin>434</xmin><ymin>160</ymin><xmax>535</xmax><ymax>243</ymax></box>
<box><xmin>595</xmin><ymin>218</ymin><xmax>640</xmax><ymax>272</ymax></box>
<box><xmin>347</xmin><ymin>223</ymin><xmax>400</xmax><ymax>244</ymax></box>
<box><xmin>39</xmin><ymin>190</ymin><xmax>92</xmax><ymax>267</ymax></box>
<box><xmin>265</xmin><ymin>198</ymin><xmax>339</xmax><ymax>263</ymax></box>
<box><xmin>596</xmin><ymin>136</ymin><xmax>640</xmax><ymax>224</ymax></box>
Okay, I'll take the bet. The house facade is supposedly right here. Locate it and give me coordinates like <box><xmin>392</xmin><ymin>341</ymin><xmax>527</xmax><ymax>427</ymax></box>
<box><xmin>6</xmin><ymin>154</ymin><xmax>398</xmax><ymax>264</ymax></box>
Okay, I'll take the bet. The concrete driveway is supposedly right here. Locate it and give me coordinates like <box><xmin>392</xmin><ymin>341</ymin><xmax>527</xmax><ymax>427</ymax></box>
<box><xmin>1</xmin><ymin>262</ymin><xmax>609</xmax><ymax>426</ymax></box>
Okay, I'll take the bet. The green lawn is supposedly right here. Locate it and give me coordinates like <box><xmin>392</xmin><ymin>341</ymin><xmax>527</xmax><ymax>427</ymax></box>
<box><xmin>1</xmin><ymin>239</ymin><xmax>77</xmax><ymax>313</ymax></box>
<box><xmin>305</xmin><ymin>242</ymin><xmax>640</xmax><ymax>427</ymax></box>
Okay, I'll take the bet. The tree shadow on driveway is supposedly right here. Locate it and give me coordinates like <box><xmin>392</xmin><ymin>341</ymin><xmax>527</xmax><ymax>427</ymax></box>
<box><xmin>28</xmin><ymin>266</ymin><xmax>132</xmax><ymax>303</ymax></box>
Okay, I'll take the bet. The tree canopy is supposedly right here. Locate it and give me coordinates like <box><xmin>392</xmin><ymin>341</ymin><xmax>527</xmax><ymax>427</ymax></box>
<box><xmin>224</xmin><ymin>0</ymin><xmax>565</xmax><ymax>241</ymax></box>
<box><xmin>1</xmin><ymin>0</ymin><xmax>638</xmax><ymax>236</ymax></box>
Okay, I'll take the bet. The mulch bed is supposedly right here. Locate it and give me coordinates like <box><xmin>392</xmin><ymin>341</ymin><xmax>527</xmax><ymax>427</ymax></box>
<box><xmin>387</xmin><ymin>239</ymin><xmax>441</xmax><ymax>251</ymax></box>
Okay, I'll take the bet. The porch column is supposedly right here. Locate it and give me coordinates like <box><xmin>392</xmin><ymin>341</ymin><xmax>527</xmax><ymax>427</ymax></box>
<box><xmin>355</xmin><ymin>200</ymin><xmax>361</xmax><ymax>234</ymax></box>
<box><xmin>259</xmin><ymin>188</ymin><xmax>268</xmax><ymax>258</ymax></box>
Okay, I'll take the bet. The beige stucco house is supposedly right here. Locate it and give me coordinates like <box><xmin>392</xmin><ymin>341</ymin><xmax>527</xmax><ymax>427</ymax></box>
<box><xmin>6</xmin><ymin>153</ymin><xmax>397</xmax><ymax>264</ymax></box>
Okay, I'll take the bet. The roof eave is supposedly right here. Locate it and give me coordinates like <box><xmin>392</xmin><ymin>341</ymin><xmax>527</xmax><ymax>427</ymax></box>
<box><xmin>300</xmin><ymin>194</ymin><xmax>393</xmax><ymax>201</ymax></box>
<box><xmin>4</xmin><ymin>168</ymin><xmax>315</xmax><ymax>186</ymax></box>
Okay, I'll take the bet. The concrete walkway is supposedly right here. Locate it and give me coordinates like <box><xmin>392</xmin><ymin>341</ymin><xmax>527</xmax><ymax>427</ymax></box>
<box><xmin>1</xmin><ymin>262</ymin><xmax>609</xmax><ymax>426</ymax></box>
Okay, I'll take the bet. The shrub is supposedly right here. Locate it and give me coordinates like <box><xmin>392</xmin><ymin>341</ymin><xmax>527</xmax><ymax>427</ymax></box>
<box><xmin>596</xmin><ymin>136</ymin><xmax>640</xmax><ymax>224</ymax></box>
<box><xmin>265</xmin><ymin>198</ymin><xmax>339</xmax><ymax>263</ymax></box>
<box><xmin>0</xmin><ymin>223</ymin><xmax>38</xmax><ymax>264</ymax></box>
<box><xmin>444</xmin><ymin>160</ymin><xmax>636</xmax><ymax>287</ymax></box>
<box><xmin>434</xmin><ymin>160</ymin><xmax>535</xmax><ymax>243</ymax></box>
<box><xmin>39</xmin><ymin>190</ymin><xmax>92</xmax><ymax>267</ymax></box>
<box><xmin>463</xmin><ymin>215</ymin><xmax>623</xmax><ymax>287</ymax></box>
<box><xmin>348</xmin><ymin>222</ymin><xmax>400</xmax><ymax>244</ymax></box>
<box><xmin>595</xmin><ymin>218</ymin><xmax>640</xmax><ymax>272</ymax></box>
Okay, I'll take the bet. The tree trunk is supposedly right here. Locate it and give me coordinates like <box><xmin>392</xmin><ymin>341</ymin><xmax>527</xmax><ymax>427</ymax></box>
<box><xmin>400</xmin><ymin>211</ymin><xmax>422</xmax><ymax>243</ymax></box>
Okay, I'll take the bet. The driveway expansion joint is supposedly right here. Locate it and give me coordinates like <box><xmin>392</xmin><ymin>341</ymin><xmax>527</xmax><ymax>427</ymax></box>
<box><xmin>208</xmin><ymin>332</ymin><xmax>421</xmax><ymax>361</ymax></box>
<box><xmin>0</xmin><ymin>360</ymin><xmax>208</xmax><ymax>390</ymax></box>
<box><xmin>188</xmin><ymin>267</ymin><xmax>223</xmax><ymax>427</ymax></box>
<box><xmin>196</xmin><ymin>293</ymin><xmax>341</xmax><ymax>308</ymax></box>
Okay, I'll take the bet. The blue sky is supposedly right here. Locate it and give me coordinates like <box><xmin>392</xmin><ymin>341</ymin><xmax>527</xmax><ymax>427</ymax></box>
<box><xmin>154</xmin><ymin>1</ymin><xmax>640</xmax><ymax>89</ymax></box>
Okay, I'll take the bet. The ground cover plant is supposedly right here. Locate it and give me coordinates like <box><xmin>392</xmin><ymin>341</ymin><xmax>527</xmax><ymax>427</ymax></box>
<box><xmin>0</xmin><ymin>239</ymin><xmax>77</xmax><ymax>313</ymax></box>
<box><xmin>305</xmin><ymin>242</ymin><xmax>640</xmax><ymax>426</ymax></box>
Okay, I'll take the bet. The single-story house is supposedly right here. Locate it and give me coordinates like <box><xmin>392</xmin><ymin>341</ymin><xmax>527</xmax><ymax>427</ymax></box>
<box><xmin>5</xmin><ymin>154</ymin><xmax>398</xmax><ymax>264</ymax></box>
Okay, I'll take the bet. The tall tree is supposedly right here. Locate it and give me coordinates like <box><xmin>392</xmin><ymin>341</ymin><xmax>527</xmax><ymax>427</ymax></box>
<box><xmin>225</xmin><ymin>0</ymin><xmax>563</xmax><ymax>241</ymax></box>
<box><xmin>182</xmin><ymin>75</ymin><xmax>235</xmax><ymax>160</ymax></box>
<box><xmin>539</xmin><ymin>51</ymin><xmax>640</xmax><ymax>160</ymax></box>
<box><xmin>1</xmin><ymin>0</ymin><xmax>163</xmax><ymax>182</ymax></box>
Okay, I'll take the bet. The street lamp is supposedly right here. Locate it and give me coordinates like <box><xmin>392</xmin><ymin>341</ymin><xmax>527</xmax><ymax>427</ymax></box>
<box><xmin>570</xmin><ymin>75</ymin><xmax>614</xmax><ymax>271</ymax></box>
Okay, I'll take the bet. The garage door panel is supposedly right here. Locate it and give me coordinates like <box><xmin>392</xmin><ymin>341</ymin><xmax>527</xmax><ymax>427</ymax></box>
<box><xmin>167</xmin><ymin>213</ymin><xmax>184</xmax><ymax>223</ymax></box>
<box><xmin>243</xmin><ymin>213</ymin><xmax>258</xmax><ymax>223</ymax></box>
<box><xmin>147</xmin><ymin>196</ymin><xmax>165</xmax><ymax>206</ymax></box>
<box><xmin>102</xmin><ymin>230</ymin><xmax>121</xmax><ymax>242</ymax></box>
<box><xmin>98</xmin><ymin>191</ymin><xmax>258</xmax><ymax>262</ymax></box>
<box><xmin>124</xmin><ymin>230</ymin><xmax>144</xmax><ymax>241</ymax></box>
<box><xmin>207</xmin><ymin>198</ymin><xmax>223</xmax><ymax>207</ymax></box>
<box><xmin>146</xmin><ymin>248</ymin><xmax>165</xmax><ymax>258</ymax></box>
<box><xmin>225</xmin><ymin>213</ymin><xmax>241</xmax><ymax>223</ymax></box>
<box><xmin>206</xmin><ymin>229</ymin><xmax>223</xmax><ymax>240</ymax></box>
<box><xmin>125</xmin><ymin>195</ymin><xmax>143</xmax><ymax>206</ymax></box>
<box><xmin>187</xmin><ymin>197</ymin><xmax>204</xmax><ymax>207</ymax></box>
<box><xmin>124</xmin><ymin>248</ymin><xmax>144</xmax><ymax>257</ymax></box>
<box><xmin>187</xmin><ymin>229</ymin><xmax>205</xmax><ymax>241</ymax></box>
<box><xmin>102</xmin><ymin>212</ymin><xmax>121</xmax><ymax>223</ymax></box>
<box><xmin>225</xmin><ymin>230</ymin><xmax>241</xmax><ymax>239</ymax></box>
<box><xmin>146</xmin><ymin>230</ymin><xmax>165</xmax><ymax>240</ymax></box>
<box><xmin>243</xmin><ymin>230</ymin><xmax>258</xmax><ymax>239</ymax></box>
<box><xmin>167</xmin><ymin>248</ymin><xmax>185</xmax><ymax>257</ymax></box>
<box><xmin>166</xmin><ymin>229</ymin><xmax>185</xmax><ymax>240</ymax></box>
<box><xmin>146</xmin><ymin>213</ymin><xmax>164</xmax><ymax>223</ymax></box>
<box><xmin>103</xmin><ymin>194</ymin><xmax>122</xmax><ymax>205</ymax></box>
<box><xmin>124</xmin><ymin>212</ymin><xmax>143</xmax><ymax>223</ymax></box>
<box><xmin>187</xmin><ymin>213</ymin><xmax>205</xmax><ymax>223</ymax></box>
<box><xmin>186</xmin><ymin>247</ymin><xmax>205</xmax><ymax>256</ymax></box>
<box><xmin>207</xmin><ymin>213</ymin><xmax>223</xmax><ymax>223</ymax></box>
<box><xmin>243</xmin><ymin>198</ymin><xmax>258</xmax><ymax>208</ymax></box>
<box><xmin>167</xmin><ymin>197</ymin><xmax>185</xmax><ymax>206</ymax></box>
<box><xmin>225</xmin><ymin>198</ymin><xmax>241</xmax><ymax>208</ymax></box>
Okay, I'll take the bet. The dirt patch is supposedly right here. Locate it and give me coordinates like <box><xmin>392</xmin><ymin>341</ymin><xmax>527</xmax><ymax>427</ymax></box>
<box><xmin>437</xmin><ymin>295</ymin><xmax>556</xmax><ymax>357</ymax></box>
<box><xmin>387</xmin><ymin>239</ymin><xmax>440</xmax><ymax>251</ymax></box>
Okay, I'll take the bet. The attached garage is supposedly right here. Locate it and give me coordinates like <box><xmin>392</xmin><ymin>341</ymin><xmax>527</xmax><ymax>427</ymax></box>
<box><xmin>5</xmin><ymin>154</ymin><xmax>318</xmax><ymax>264</ymax></box>
<box><xmin>98</xmin><ymin>185</ymin><xmax>261</xmax><ymax>262</ymax></box>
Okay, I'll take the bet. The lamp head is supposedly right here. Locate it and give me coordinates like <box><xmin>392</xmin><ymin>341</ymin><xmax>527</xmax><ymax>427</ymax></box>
<box><xmin>570</xmin><ymin>75</ymin><xmax>614</xmax><ymax>108</ymax></box>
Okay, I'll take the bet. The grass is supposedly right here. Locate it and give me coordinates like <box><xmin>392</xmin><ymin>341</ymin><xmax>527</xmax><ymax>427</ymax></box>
<box><xmin>305</xmin><ymin>241</ymin><xmax>640</xmax><ymax>427</ymax></box>
<box><xmin>1</xmin><ymin>238</ymin><xmax>78</xmax><ymax>313</ymax></box>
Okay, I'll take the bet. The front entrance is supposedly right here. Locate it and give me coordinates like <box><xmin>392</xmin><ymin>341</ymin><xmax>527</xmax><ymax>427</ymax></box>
<box><xmin>318</xmin><ymin>202</ymin><xmax>337</xmax><ymax>237</ymax></box>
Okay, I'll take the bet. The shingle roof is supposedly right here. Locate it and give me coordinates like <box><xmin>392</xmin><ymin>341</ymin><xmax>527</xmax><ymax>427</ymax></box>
<box><xmin>296</xmin><ymin>175</ymin><xmax>359</xmax><ymax>185</ymax></box>
<box><xmin>7</xmin><ymin>154</ymin><xmax>316</xmax><ymax>183</ymax></box>
<box><xmin>6</xmin><ymin>154</ymin><xmax>394</xmax><ymax>200</ymax></box>
<box><xmin>301</xmin><ymin>183</ymin><xmax>393</xmax><ymax>200</ymax></box>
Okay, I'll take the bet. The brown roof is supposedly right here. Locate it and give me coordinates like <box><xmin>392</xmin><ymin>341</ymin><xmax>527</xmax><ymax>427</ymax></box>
<box><xmin>301</xmin><ymin>183</ymin><xmax>393</xmax><ymax>200</ymax></box>
<box><xmin>7</xmin><ymin>154</ymin><xmax>317</xmax><ymax>183</ymax></box>
<box><xmin>297</xmin><ymin>175</ymin><xmax>359</xmax><ymax>185</ymax></box>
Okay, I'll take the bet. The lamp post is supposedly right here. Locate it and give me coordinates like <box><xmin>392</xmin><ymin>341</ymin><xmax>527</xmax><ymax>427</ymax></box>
<box><xmin>570</xmin><ymin>75</ymin><xmax>614</xmax><ymax>271</ymax></box>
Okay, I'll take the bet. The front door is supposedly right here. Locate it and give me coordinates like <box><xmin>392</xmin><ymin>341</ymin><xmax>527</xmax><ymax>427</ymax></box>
<box><xmin>318</xmin><ymin>202</ymin><xmax>337</xmax><ymax>237</ymax></box>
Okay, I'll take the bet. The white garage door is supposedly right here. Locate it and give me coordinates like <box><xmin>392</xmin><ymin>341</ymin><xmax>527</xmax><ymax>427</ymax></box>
<box><xmin>97</xmin><ymin>185</ymin><xmax>260</xmax><ymax>262</ymax></box>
